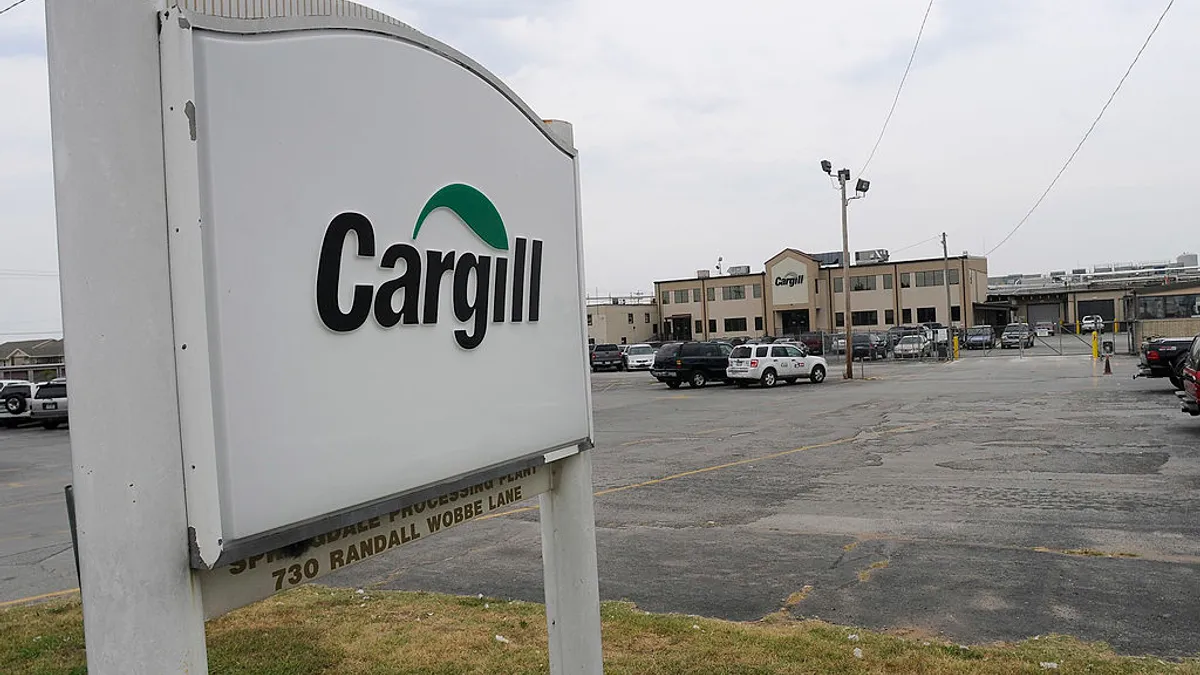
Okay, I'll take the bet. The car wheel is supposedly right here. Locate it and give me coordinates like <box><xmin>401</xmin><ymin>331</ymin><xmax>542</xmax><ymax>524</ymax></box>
<box><xmin>42</xmin><ymin>421</ymin><xmax>60</xmax><ymax>430</ymax></box>
<box><xmin>4</xmin><ymin>395</ymin><xmax>26</xmax><ymax>415</ymax></box>
<box><xmin>1171</xmin><ymin>360</ymin><xmax>1187</xmax><ymax>390</ymax></box>
<box><xmin>760</xmin><ymin>369</ymin><xmax>777</xmax><ymax>388</ymax></box>
<box><xmin>809</xmin><ymin>365</ymin><xmax>826</xmax><ymax>383</ymax></box>
<box><xmin>688</xmin><ymin>371</ymin><xmax>707</xmax><ymax>388</ymax></box>
<box><xmin>666</xmin><ymin>380</ymin><xmax>681</xmax><ymax>389</ymax></box>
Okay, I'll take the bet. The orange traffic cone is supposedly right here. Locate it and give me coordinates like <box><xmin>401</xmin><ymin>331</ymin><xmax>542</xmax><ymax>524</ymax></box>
<box><xmin>1104</xmin><ymin>355</ymin><xmax>1112</xmax><ymax>375</ymax></box>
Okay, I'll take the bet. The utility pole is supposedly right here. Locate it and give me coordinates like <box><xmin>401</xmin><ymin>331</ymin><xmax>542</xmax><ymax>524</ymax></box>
<box><xmin>942</xmin><ymin>232</ymin><xmax>953</xmax><ymax>359</ymax></box>
<box><xmin>821</xmin><ymin>161</ymin><xmax>870</xmax><ymax>379</ymax></box>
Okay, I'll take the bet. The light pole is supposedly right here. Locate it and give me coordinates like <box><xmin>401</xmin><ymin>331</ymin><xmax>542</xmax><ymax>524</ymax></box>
<box><xmin>821</xmin><ymin>160</ymin><xmax>870</xmax><ymax>379</ymax></box>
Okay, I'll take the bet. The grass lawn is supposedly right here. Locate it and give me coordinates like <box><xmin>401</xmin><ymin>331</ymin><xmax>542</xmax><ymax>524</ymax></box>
<box><xmin>2</xmin><ymin>586</ymin><xmax>1197</xmax><ymax>674</ymax></box>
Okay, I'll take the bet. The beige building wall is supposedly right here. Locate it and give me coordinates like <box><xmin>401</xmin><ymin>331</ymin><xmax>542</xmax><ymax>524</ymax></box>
<box><xmin>655</xmin><ymin>274</ymin><xmax>766</xmax><ymax>341</ymax></box>
<box><xmin>586</xmin><ymin>303</ymin><xmax>660</xmax><ymax>345</ymax></box>
<box><xmin>653</xmin><ymin>253</ymin><xmax>990</xmax><ymax>338</ymax></box>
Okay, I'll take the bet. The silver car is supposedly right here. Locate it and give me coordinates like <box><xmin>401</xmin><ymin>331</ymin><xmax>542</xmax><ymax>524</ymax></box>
<box><xmin>29</xmin><ymin>380</ymin><xmax>68</xmax><ymax>430</ymax></box>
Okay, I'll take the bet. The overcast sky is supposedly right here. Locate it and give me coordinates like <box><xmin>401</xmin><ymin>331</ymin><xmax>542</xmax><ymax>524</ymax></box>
<box><xmin>1</xmin><ymin>0</ymin><xmax>1195</xmax><ymax>338</ymax></box>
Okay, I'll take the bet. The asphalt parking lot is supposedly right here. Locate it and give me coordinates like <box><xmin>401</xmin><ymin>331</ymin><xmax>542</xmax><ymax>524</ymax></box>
<box><xmin>2</xmin><ymin>353</ymin><xmax>1198</xmax><ymax>656</ymax></box>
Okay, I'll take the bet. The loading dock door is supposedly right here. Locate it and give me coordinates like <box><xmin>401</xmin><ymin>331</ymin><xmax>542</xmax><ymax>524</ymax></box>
<box><xmin>1027</xmin><ymin>303</ymin><xmax>1061</xmax><ymax>325</ymax></box>
<box><xmin>1077</xmin><ymin>299</ymin><xmax>1115</xmax><ymax>322</ymax></box>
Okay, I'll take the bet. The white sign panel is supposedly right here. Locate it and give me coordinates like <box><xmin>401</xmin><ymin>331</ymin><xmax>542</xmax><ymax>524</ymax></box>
<box><xmin>160</xmin><ymin>13</ymin><xmax>591</xmax><ymax>567</ymax></box>
<box><xmin>770</xmin><ymin>258</ymin><xmax>811</xmax><ymax>305</ymax></box>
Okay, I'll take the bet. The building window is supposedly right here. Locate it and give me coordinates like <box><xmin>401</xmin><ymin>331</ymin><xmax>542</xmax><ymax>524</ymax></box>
<box><xmin>627</xmin><ymin>313</ymin><xmax>634</xmax><ymax>324</ymax></box>
<box><xmin>900</xmin><ymin>273</ymin><xmax>910</xmax><ymax>288</ymax></box>
<box><xmin>652</xmin><ymin>323</ymin><xmax>658</xmax><ymax>335</ymax></box>
<box><xmin>692</xmin><ymin>288</ymin><xmax>701</xmax><ymax>302</ymax></box>
<box><xmin>917</xmin><ymin>307</ymin><xmax>937</xmax><ymax>323</ymax></box>
<box><xmin>883</xmin><ymin>274</ymin><xmax>893</xmax><ymax>290</ymax></box>
<box><xmin>752</xmin><ymin>283</ymin><xmax>762</xmax><ymax>299</ymax></box>
<box><xmin>662</xmin><ymin>291</ymin><xmax>670</xmax><ymax>304</ymax></box>
<box><xmin>587</xmin><ymin>314</ymin><xmax>593</xmax><ymax>326</ymax></box>
<box><xmin>754</xmin><ymin>316</ymin><xmax>763</xmax><ymax>331</ymax></box>
<box><xmin>851</xmin><ymin>311</ymin><xmax>878</xmax><ymax>326</ymax></box>
<box><xmin>914</xmin><ymin>271</ymin><xmax>945</xmax><ymax>287</ymax></box>
<box><xmin>708</xmin><ymin>319</ymin><xmax>717</xmax><ymax>333</ymax></box>
<box><xmin>902</xmin><ymin>308</ymin><xmax>912</xmax><ymax>323</ymax></box>
<box><xmin>885</xmin><ymin>309</ymin><xmax>895</xmax><ymax>325</ymax></box>
<box><xmin>695</xmin><ymin>319</ymin><xmax>703</xmax><ymax>334</ymax></box>
<box><xmin>645</xmin><ymin>312</ymin><xmax>651</xmax><ymax>323</ymax></box>
<box><xmin>851</xmin><ymin>275</ymin><xmax>877</xmax><ymax>292</ymax></box>
<box><xmin>951</xmin><ymin>306</ymin><xmax>961</xmax><ymax>322</ymax></box>
<box><xmin>835</xmin><ymin>312</ymin><xmax>845</xmax><ymax>328</ymax></box>
<box><xmin>1137</xmin><ymin>294</ymin><xmax>1200</xmax><ymax>319</ymax></box>
<box><xmin>722</xmin><ymin>285</ymin><xmax>746</xmax><ymax>300</ymax></box>
<box><xmin>948</xmin><ymin>268</ymin><xmax>960</xmax><ymax>285</ymax></box>
<box><xmin>834</xmin><ymin>277</ymin><xmax>844</xmax><ymax>293</ymax></box>
<box><xmin>707</xmin><ymin>287</ymin><xmax>716</xmax><ymax>302</ymax></box>
<box><xmin>674</xmin><ymin>289</ymin><xmax>689</xmax><ymax>304</ymax></box>
<box><xmin>815</xmin><ymin>279</ymin><xmax>820</xmax><ymax>294</ymax></box>
<box><xmin>724</xmin><ymin>317</ymin><xmax>748</xmax><ymax>332</ymax></box>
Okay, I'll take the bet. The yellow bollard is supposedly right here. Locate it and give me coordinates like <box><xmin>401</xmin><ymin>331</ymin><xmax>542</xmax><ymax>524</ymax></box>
<box><xmin>1113</xmin><ymin>320</ymin><xmax>1119</xmax><ymax>333</ymax></box>
<box><xmin>1092</xmin><ymin>331</ymin><xmax>1100</xmax><ymax>358</ymax></box>
<box><xmin>953</xmin><ymin>335</ymin><xmax>959</xmax><ymax>360</ymax></box>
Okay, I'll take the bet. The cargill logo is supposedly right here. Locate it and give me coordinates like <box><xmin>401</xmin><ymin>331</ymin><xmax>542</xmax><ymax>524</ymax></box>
<box><xmin>774</xmin><ymin>271</ymin><xmax>804</xmax><ymax>287</ymax></box>
<box><xmin>315</xmin><ymin>184</ymin><xmax>542</xmax><ymax>350</ymax></box>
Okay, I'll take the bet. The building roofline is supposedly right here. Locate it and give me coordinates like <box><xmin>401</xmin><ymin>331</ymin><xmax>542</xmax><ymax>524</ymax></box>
<box><xmin>654</xmin><ymin>272</ymin><xmax>765</xmax><ymax>285</ymax></box>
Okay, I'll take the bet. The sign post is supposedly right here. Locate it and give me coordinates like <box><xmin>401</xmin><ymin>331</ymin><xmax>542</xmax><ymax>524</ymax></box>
<box><xmin>45</xmin><ymin>0</ymin><xmax>209</xmax><ymax>671</ymax></box>
<box><xmin>47</xmin><ymin>1</ymin><xmax>602</xmax><ymax>673</ymax></box>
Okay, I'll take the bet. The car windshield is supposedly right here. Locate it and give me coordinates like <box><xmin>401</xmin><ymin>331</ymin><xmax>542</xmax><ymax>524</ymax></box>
<box><xmin>899</xmin><ymin>336</ymin><xmax>921</xmax><ymax>345</ymax></box>
<box><xmin>594</xmin><ymin>344</ymin><xmax>618</xmax><ymax>352</ymax></box>
<box><xmin>968</xmin><ymin>327</ymin><xmax>991</xmax><ymax>335</ymax></box>
<box><xmin>1004</xmin><ymin>324</ymin><xmax>1024</xmax><ymax>333</ymax></box>
<box><xmin>628</xmin><ymin>346</ymin><xmax>654</xmax><ymax>355</ymax></box>
<box><xmin>730</xmin><ymin>346</ymin><xmax>753</xmax><ymax>359</ymax></box>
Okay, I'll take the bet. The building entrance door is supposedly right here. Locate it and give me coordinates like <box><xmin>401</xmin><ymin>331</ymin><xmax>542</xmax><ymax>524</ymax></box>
<box><xmin>779</xmin><ymin>309</ymin><xmax>810</xmax><ymax>336</ymax></box>
<box><xmin>667</xmin><ymin>316</ymin><xmax>693</xmax><ymax>341</ymax></box>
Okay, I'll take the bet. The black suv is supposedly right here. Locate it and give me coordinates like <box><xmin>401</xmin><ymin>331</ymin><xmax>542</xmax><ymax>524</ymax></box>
<box><xmin>651</xmin><ymin>341</ymin><xmax>732</xmax><ymax>389</ymax></box>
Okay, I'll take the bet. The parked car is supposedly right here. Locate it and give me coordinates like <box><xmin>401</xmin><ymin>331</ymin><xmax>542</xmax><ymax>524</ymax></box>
<box><xmin>851</xmin><ymin>333</ymin><xmax>885</xmax><ymax>360</ymax></box>
<box><xmin>1137</xmin><ymin>335</ymin><xmax>1196</xmax><ymax>389</ymax></box>
<box><xmin>1034</xmin><ymin>321</ymin><xmax>1056</xmax><ymax>337</ymax></box>
<box><xmin>590</xmin><ymin>343</ymin><xmax>624</xmax><ymax>371</ymax></box>
<box><xmin>29</xmin><ymin>380</ymin><xmax>68</xmax><ymax>430</ymax></box>
<box><xmin>0</xmin><ymin>380</ymin><xmax>36</xmax><ymax>428</ymax></box>
<box><xmin>1178</xmin><ymin>336</ymin><xmax>1200</xmax><ymax>416</ymax></box>
<box><xmin>623</xmin><ymin>344</ymin><xmax>656</xmax><ymax>370</ymax></box>
<box><xmin>893</xmin><ymin>335</ymin><xmax>930</xmax><ymax>359</ymax></box>
<box><xmin>796</xmin><ymin>332</ymin><xmax>825</xmax><ymax>355</ymax></box>
<box><xmin>1081</xmin><ymin>315</ymin><xmax>1105</xmax><ymax>332</ymax></box>
<box><xmin>727</xmin><ymin>343</ymin><xmax>827</xmax><ymax>388</ymax></box>
<box><xmin>1000</xmin><ymin>323</ymin><xmax>1035</xmax><ymax>349</ymax></box>
<box><xmin>964</xmin><ymin>326</ymin><xmax>996</xmax><ymax>350</ymax></box>
<box><xmin>831</xmin><ymin>333</ymin><xmax>847</xmax><ymax>354</ymax></box>
<box><xmin>652</xmin><ymin>341</ymin><xmax>732</xmax><ymax>389</ymax></box>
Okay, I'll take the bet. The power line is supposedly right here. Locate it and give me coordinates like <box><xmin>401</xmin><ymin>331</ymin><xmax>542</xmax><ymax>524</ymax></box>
<box><xmin>987</xmin><ymin>0</ymin><xmax>1174</xmax><ymax>257</ymax></box>
<box><xmin>858</xmin><ymin>0</ymin><xmax>935</xmax><ymax>177</ymax></box>
<box><xmin>0</xmin><ymin>0</ymin><xmax>32</xmax><ymax>16</ymax></box>
<box><xmin>891</xmin><ymin>234</ymin><xmax>941</xmax><ymax>255</ymax></box>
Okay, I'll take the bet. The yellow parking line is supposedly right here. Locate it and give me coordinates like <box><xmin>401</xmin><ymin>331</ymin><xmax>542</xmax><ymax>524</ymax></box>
<box><xmin>479</xmin><ymin>424</ymin><xmax>926</xmax><ymax>522</ymax></box>
<box><xmin>0</xmin><ymin>587</ymin><xmax>79</xmax><ymax>608</ymax></box>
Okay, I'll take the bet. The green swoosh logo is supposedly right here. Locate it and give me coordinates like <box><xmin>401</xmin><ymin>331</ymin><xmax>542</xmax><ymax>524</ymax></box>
<box><xmin>412</xmin><ymin>183</ymin><xmax>508</xmax><ymax>251</ymax></box>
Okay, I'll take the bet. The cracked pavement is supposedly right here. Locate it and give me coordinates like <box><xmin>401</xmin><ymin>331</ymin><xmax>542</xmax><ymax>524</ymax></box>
<box><xmin>2</xmin><ymin>354</ymin><xmax>1198</xmax><ymax>657</ymax></box>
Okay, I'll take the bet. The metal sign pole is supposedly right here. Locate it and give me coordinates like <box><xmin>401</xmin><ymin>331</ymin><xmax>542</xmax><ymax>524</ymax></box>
<box><xmin>45</xmin><ymin>1</ymin><xmax>208</xmax><ymax>672</ymax></box>
<box><xmin>541</xmin><ymin>447</ymin><xmax>604</xmax><ymax>675</ymax></box>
